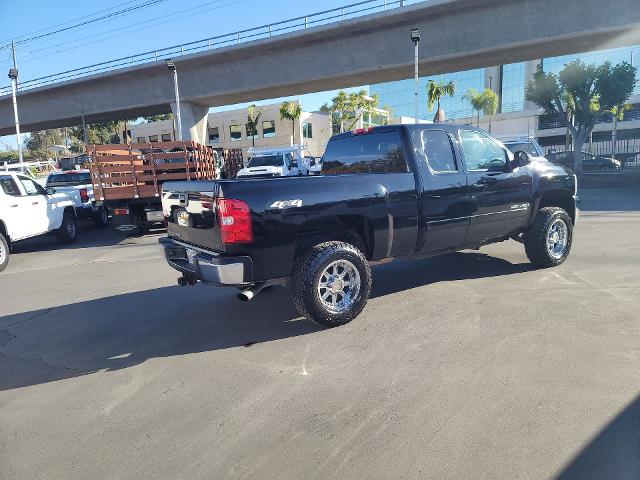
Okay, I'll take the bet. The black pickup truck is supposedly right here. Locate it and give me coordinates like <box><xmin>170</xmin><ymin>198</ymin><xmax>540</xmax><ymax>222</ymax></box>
<box><xmin>159</xmin><ymin>124</ymin><xmax>577</xmax><ymax>327</ymax></box>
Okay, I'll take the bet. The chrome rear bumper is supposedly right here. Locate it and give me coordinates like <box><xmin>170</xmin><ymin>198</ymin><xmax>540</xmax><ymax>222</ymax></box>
<box><xmin>159</xmin><ymin>237</ymin><xmax>253</xmax><ymax>286</ymax></box>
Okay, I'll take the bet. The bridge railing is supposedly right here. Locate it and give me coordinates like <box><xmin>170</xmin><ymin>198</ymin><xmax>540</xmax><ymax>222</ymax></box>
<box><xmin>1</xmin><ymin>0</ymin><xmax>416</xmax><ymax>97</ymax></box>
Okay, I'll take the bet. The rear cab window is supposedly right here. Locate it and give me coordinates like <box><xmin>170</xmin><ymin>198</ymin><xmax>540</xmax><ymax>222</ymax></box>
<box><xmin>322</xmin><ymin>131</ymin><xmax>408</xmax><ymax>174</ymax></box>
<box><xmin>47</xmin><ymin>172</ymin><xmax>91</xmax><ymax>187</ymax></box>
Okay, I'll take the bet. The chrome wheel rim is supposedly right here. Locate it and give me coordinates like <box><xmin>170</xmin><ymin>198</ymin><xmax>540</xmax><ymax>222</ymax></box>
<box><xmin>317</xmin><ymin>259</ymin><xmax>361</xmax><ymax>314</ymax></box>
<box><xmin>66</xmin><ymin>219</ymin><xmax>76</xmax><ymax>238</ymax></box>
<box><xmin>0</xmin><ymin>239</ymin><xmax>5</xmax><ymax>265</ymax></box>
<box><xmin>547</xmin><ymin>218</ymin><xmax>568</xmax><ymax>259</ymax></box>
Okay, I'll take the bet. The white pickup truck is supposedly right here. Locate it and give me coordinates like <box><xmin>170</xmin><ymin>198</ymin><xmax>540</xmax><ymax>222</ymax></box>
<box><xmin>0</xmin><ymin>172</ymin><xmax>77</xmax><ymax>272</ymax></box>
<box><xmin>45</xmin><ymin>170</ymin><xmax>109</xmax><ymax>227</ymax></box>
<box><xmin>237</xmin><ymin>145</ymin><xmax>311</xmax><ymax>179</ymax></box>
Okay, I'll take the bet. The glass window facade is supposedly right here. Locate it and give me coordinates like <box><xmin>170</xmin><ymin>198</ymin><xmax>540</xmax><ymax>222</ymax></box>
<box><xmin>501</xmin><ymin>62</ymin><xmax>525</xmax><ymax>113</ymax></box>
<box><xmin>371</xmin><ymin>68</ymin><xmax>485</xmax><ymax>121</ymax></box>
<box><xmin>372</xmin><ymin>44</ymin><xmax>640</xmax><ymax>121</ymax></box>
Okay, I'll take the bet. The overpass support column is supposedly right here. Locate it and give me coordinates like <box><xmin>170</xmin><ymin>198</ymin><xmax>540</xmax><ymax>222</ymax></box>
<box><xmin>171</xmin><ymin>102</ymin><xmax>209</xmax><ymax>144</ymax></box>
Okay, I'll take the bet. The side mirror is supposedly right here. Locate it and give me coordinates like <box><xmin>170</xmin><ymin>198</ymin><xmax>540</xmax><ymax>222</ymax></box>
<box><xmin>513</xmin><ymin>151</ymin><xmax>531</xmax><ymax>168</ymax></box>
<box><xmin>46</xmin><ymin>187</ymin><xmax>56</xmax><ymax>195</ymax></box>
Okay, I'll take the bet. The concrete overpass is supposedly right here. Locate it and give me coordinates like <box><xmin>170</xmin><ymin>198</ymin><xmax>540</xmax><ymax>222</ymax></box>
<box><xmin>1</xmin><ymin>0</ymin><xmax>640</xmax><ymax>142</ymax></box>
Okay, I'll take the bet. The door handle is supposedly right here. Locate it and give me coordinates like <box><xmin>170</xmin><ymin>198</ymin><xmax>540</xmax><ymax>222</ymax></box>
<box><xmin>10</xmin><ymin>204</ymin><xmax>18</xmax><ymax>208</ymax></box>
<box><xmin>476</xmin><ymin>177</ymin><xmax>498</xmax><ymax>186</ymax></box>
<box><xmin>32</xmin><ymin>201</ymin><xmax>39</xmax><ymax>205</ymax></box>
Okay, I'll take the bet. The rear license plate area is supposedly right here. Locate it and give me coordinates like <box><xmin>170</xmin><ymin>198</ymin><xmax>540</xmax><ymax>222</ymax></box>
<box><xmin>166</xmin><ymin>246</ymin><xmax>187</xmax><ymax>261</ymax></box>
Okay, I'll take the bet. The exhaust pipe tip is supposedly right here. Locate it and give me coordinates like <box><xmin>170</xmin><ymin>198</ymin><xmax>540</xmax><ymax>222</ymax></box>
<box><xmin>237</xmin><ymin>291</ymin><xmax>253</xmax><ymax>302</ymax></box>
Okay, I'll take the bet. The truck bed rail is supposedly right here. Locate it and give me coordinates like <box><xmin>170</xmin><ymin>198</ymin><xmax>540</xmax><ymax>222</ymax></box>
<box><xmin>87</xmin><ymin>141</ymin><xmax>217</xmax><ymax>201</ymax></box>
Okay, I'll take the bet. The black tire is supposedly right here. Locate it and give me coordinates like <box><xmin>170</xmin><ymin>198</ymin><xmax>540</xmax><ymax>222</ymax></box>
<box><xmin>56</xmin><ymin>211</ymin><xmax>78</xmax><ymax>244</ymax></box>
<box><xmin>524</xmin><ymin>207</ymin><xmax>573</xmax><ymax>267</ymax></box>
<box><xmin>172</xmin><ymin>207</ymin><xmax>193</xmax><ymax>228</ymax></box>
<box><xmin>0</xmin><ymin>232</ymin><xmax>9</xmax><ymax>273</ymax></box>
<box><xmin>92</xmin><ymin>206</ymin><xmax>109</xmax><ymax>228</ymax></box>
<box><xmin>290</xmin><ymin>241</ymin><xmax>371</xmax><ymax>328</ymax></box>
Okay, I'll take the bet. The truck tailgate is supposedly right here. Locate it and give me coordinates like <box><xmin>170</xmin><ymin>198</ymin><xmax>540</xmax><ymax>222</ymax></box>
<box><xmin>162</xmin><ymin>180</ymin><xmax>223</xmax><ymax>251</ymax></box>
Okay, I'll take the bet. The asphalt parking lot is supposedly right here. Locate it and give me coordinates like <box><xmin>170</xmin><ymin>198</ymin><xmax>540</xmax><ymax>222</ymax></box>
<box><xmin>1</xmin><ymin>188</ymin><xmax>639</xmax><ymax>480</ymax></box>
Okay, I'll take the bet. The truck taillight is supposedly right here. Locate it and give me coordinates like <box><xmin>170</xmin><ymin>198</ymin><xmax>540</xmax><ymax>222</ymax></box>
<box><xmin>217</xmin><ymin>199</ymin><xmax>253</xmax><ymax>244</ymax></box>
<box><xmin>79</xmin><ymin>188</ymin><xmax>90</xmax><ymax>203</ymax></box>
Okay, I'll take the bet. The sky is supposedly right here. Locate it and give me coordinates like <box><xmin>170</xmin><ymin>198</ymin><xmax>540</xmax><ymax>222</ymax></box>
<box><xmin>1</xmin><ymin>0</ymin><xmax>418</xmax><ymax>149</ymax></box>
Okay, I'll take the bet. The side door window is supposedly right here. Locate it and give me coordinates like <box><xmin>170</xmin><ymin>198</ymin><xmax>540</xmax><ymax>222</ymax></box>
<box><xmin>459</xmin><ymin>130</ymin><xmax>508</xmax><ymax>172</ymax></box>
<box><xmin>422</xmin><ymin>129</ymin><xmax>458</xmax><ymax>173</ymax></box>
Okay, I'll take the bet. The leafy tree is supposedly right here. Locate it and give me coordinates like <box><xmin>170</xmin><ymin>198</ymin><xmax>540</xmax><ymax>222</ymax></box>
<box><xmin>279</xmin><ymin>100</ymin><xmax>302</xmax><ymax>144</ymax></box>
<box><xmin>321</xmin><ymin>90</ymin><xmax>350</xmax><ymax>134</ymax></box>
<box><xmin>525</xmin><ymin>60</ymin><xmax>636</xmax><ymax>173</ymax></box>
<box><xmin>427</xmin><ymin>80</ymin><xmax>456</xmax><ymax>122</ymax></box>
<box><xmin>246</xmin><ymin>105</ymin><xmax>262</xmax><ymax>148</ymax></box>
<box><xmin>463</xmin><ymin>88</ymin><xmax>499</xmax><ymax>129</ymax></box>
<box><xmin>320</xmin><ymin>89</ymin><xmax>380</xmax><ymax>133</ymax></box>
<box><xmin>144</xmin><ymin>113</ymin><xmax>173</xmax><ymax>122</ymax></box>
<box><xmin>609</xmin><ymin>103</ymin><xmax>631</xmax><ymax>160</ymax></box>
<box><xmin>464</xmin><ymin>89</ymin><xmax>486</xmax><ymax>127</ymax></box>
<box><xmin>0</xmin><ymin>149</ymin><xmax>23</xmax><ymax>164</ymax></box>
<box><xmin>482</xmin><ymin>89</ymin><xmax>499</xmax><ymax>133</ymax></box>
<box><xmin>25</xmin><ymin>130</ymin><xmax>65</xmax><ymax>160</ymax></box>
<box><xmin>347</xmin><ymin>89</ymin><xmax>379</xmax><ymax>130</ymax></box>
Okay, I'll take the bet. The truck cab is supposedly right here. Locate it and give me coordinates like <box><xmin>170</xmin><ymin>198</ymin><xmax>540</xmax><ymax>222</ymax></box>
<box><xmin>159</xmin><ymin>124</ymin><xmax>577</xmax><ymax>327</ymax></box>
<box><xmin>0</xmin><ymin>172</ymin><xmax>77</xmax><ymax>272</ymax></box>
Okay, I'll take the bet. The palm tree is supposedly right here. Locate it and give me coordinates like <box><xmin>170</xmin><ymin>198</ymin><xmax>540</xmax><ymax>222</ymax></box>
<box><xmin>427</xmin><ymin>80</ymin><xmax>456</xmax><ymax>122</ymax></box>
<box><xmin>609</xmin><ymin>103</ymin><xmax>631</xmax><ymax>160</ymax></box>
<box><xmin>279</xmin><ymin>100</ymin><xmax>302</xmax><ymax>145</ymax></box>
<box><xmin>246</xmin><ymin>104</ymin><xmax>262</xmax><ymax>148</ymax></box>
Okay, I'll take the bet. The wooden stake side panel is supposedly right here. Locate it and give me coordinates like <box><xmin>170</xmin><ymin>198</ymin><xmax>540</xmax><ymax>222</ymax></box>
<box><xmin>88</xmin><ymin>141</ymin><xmax>215</xmax><ymax>201</ymax></box>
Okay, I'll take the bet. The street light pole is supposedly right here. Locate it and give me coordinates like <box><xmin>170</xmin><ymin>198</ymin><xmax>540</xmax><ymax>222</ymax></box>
<box><xmin>165</xmin><ymin>59</ymin><xmax>182</xmax><ymax>141</ymax></box>
<box><xmin>411</xmin><ymin>29</ymin><xmax>421</xmax><ymax>124</ymax></box>
<box><xmin>9</xmin><ymin>41</ymin><xmax>24</xmax><ymax>171</ymax></box>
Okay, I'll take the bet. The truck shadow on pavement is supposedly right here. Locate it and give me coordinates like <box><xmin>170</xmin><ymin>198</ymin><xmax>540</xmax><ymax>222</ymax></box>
<box><xmin>554</xmin><ymin>393</ymin><xmax>640</xmax><ymax>480</ymax></box>
<box><xmin>370</xmin><ymin>251</ymin><xmax>535</xmax><ymax>298</ymax></box>
<box><xmin>1</xmin><ymin>251</ymin><xmax>532</xmax><ymax>392</ymax></box>
<box><xmin>10</xmin><ymin>223</ymin><xmax>147</xmax><ymax>254</ymax></box>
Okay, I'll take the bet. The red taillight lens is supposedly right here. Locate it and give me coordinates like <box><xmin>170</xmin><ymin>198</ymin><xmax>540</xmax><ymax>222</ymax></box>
<box><xmin>352</xmin><ymin>127</ymin><xmax>374</xmax><ymax>135</ymax></box>
<box><xmin>217</xmin><ymin>199</ymin><xmax>253</xmax><ymax>244</ymax></box>
<box><xmin>79</xmin><ymin>188</ymin><xmax>90</xmax><ymax>203</ymax></box>
<box><xmin>113</xmin><ymin>208</ymin><xmax>129</xmax><ymax>216</ymax></box>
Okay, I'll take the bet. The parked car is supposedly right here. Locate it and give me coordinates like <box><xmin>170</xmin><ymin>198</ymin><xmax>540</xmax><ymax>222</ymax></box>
<box><xmin>45</xmin><ymin>170</ymin><xmax>109</xmax><ymax>228</ymax></box>
<box><xmin>624</xmin><ymin>153</ymin><xmax>640</xmax><ymax>168</ymax></box>
<box><xmin>158</xmin><ymin>124</ymin><xmax>577</xmax><ymax>327</ymax></box>
<box><xmin>0</xmin><ymin>172</ymin><xmax>77</xmax><ymax>272</ymax></box>
<box><xmin>500</xmin><ymin>137</ymin><xmax>547</xmax><ymax>162</ymax></box>
<box><xmin>547</xmin><ymin>151</ymin><xmax>621</xmax><ymax>171</ymax></box>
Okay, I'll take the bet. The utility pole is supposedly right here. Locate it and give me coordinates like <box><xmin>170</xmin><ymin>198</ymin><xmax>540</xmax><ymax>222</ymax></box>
<box><xmin>9</xmin><ymin>41</ymin><xmax>24</xmax><ymax>171</ymax></box>
<box><xmin>411</xmin><ymin>29</ymin><xmax>421</xmax><ymax>124</ymax></box>
<box><xmin>165</xmin><ymin>59</ymin><xmax>182</xmax><ymax>141</ymax></box>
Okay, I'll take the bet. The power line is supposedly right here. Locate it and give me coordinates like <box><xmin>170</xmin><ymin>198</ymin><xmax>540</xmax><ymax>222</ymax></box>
<box><xmin>0</xmin><ymin>0</ymin><xmax>145</xmax><ymax>45</ymax></box>
<box><xmin>20</xmin><ymin>0</ymin><xmax>245</xmax><ymax>63</ymax></box>
<box><xmin>1</xmin><ymin>0</ymin><xmax>170</xmax><ymax>49</ymax></box>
